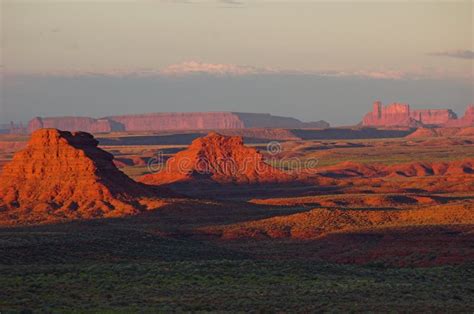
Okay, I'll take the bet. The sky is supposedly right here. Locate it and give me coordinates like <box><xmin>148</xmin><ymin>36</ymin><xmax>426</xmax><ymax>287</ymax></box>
<box><xmin>1</xmin><ymin>0</ymin><xmax>473</xmax><ymax>125</ymax></box>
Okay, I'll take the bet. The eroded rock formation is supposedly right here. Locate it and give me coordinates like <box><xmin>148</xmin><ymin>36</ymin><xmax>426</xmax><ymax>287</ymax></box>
<box><xmin>362</xmin><ymin>101</ymin><xmax>472</xmax><ymax>127</ymax></box>
<box><xmin>363</xmin><ymin>102</ymin><xmax>417</xmax><ymax>127</ymax></box>
<box><xmin>445</xmin><ymin>105</ymin><xmax>474</xmax><ymax>127</ymax></box>
<box><xmin>139</xmin><ymin>132</ymin><xmax>293</xmax><ymax>185</ymax></box>
<box><xmin>0</xmin><ymin>129</ymin><xmax>165</xmax><ymax>224</ymax></box>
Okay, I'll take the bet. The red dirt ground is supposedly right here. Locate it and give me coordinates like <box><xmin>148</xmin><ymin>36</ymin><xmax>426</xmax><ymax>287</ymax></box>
<box><xmin>200</xmin><ymin>201</ymin><xmax>474</xmax><ymax>240</ymax></box>
<box><xmin>1</xmin><ymin>128</ymin><xmax>473</xmax><ymax>267</ymax></box>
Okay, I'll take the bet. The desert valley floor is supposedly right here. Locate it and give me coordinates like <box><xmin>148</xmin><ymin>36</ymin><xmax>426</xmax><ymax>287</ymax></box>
<box><xmin>0</xmin><ymin>127</ymin><xmax>473</xmax><ymax>311</ymax></box>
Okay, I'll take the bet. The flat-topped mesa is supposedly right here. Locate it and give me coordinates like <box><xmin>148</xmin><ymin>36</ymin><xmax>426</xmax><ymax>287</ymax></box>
<box><xmin>0</xmin><ymin>128</ymin><xmax>164</xmax><ymax>225</ymax></box>
<box><xmin>26</xmin><ymin>112</ymin><xmax>330</xmax><ymax>134</ymax></box>
<box><xmin>362</xmin><ymin>101</ymin><xmax>465</xmax><ymax>127</ymax></box>
<box><xmin>28</xmin><ymin>117</ymin><xmax>124</xmax><ymax>134</ymax></box>
<box><xmin>139</xmin><ymin>132</ymin><xmax>293</xmax><ymax>185</ymax></box>
<box><xmin>232</xmin><ymin>113</ymin><xmax>329</xmax><ymax>129</ymax></box>
<box><xmin>107</xmin><ymin>112</ymin><xmax>244</xmax><ymax>131</ymax></box>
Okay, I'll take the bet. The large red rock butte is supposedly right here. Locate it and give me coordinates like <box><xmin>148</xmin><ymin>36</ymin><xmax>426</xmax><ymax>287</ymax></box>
<box><xmin>25</xmin><ymin>112</ymin><xmax>330</xmax><ymax>134</ymax></box>
<box><xmin>139</xmin><ymin>132</ymin><xmax>293</xmax><ymax>185</ymax></box>
<box><xmin>362</xmin><ymin>101</ymin><xmax>473</xmax><ymax>127</ymax></box>
<box><xmin>0</xmin><ymin>129</ymin><xmax>165</xmax><ymax>225</ymax></box>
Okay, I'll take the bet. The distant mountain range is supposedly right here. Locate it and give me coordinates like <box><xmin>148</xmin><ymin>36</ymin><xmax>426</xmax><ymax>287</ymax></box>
<box><xmin>20</xmin><ymin>112</ymin><xmax>330</xmax><ymax>134</ymax></box>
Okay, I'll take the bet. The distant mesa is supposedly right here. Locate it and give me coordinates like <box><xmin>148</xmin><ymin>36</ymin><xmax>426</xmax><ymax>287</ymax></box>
<box><xmin>0</xmin><ymin>128</ymin><xmax>166</xmax><ymax>225</ymax></box>
<box><xmin>362</xmin><ymin>101</ymin><xmax>474</xmax><ymax>128</ymax></box>
<box><xmin>445</xmin><ymin>105</ymin><xmax>474</xmax><ymax>127</ymax></box>
<box><xmin>139</xmin><ymin>132</ymin><xmax>293</xmax><ymax>186</ymax></box>
<box><xmin>24</xmin><ymin>112</ymin><xmax>330</xmax><ymax>134</ymax></box>
<box><xmin>27</xmin><ymin>117</ymin><xmax>124</xmax><ymax>134</ymax></box>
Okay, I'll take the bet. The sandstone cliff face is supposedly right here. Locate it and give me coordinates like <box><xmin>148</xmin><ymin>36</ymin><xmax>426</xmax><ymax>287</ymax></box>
<box><xmin>139</xmin><ymin>132</ymin><xmax>293</xmax><ymax>185</ymax></box>
<box><xmin>410</xmin><ymin>109</ymin><xmax>457</xmax><ymax>125</ymax></box>
<box><xmin>362</xmin><ymin>102</ymin><xmax>418</xmax><ymax>127</ymax></box>
<box><xmin>362</xmin><ymin>101</ymin><xmax>470</xmax><ymax>127</ymax></box>
<box><xmin>0</xmin><ymin>129</ymin><xmax>164</xmax><ymax>225</ymax></box>
<box><xmin>26</xmin><ymin>112</ymin><xmax>330</xmax><ymax>133</ymax></box>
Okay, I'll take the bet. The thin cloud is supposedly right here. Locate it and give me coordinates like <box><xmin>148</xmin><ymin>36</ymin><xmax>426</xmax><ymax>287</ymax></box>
<box><xmin>159</xmin><ymin>61</ymin><xmax>412</xmax><ymax>79</ymax></box>
<box><xmin>4</xmin><ymin>61</ymin><xmax>471</xmax><ymax>82</ymax></box>
<box><xmin>160</xmin><ymin>0</ymin><xmax>243</xmax><ymax>3</ymax></box>
<box><xmin>428</xmin><ymin>50</ymin><xmax>474</xmax><ymax>60</ymax></box>
<box><xmin>219</xmin><ymin>0</ymin><xmax>244</xmax><ymax>4</ymax></box>
<box><xmin>159</xmin><ymin>61</ymin><xmax>277</xmax><ymax>76</ymax></box>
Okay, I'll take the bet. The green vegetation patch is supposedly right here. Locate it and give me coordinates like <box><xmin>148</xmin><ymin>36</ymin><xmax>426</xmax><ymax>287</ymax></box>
<box><xmin>1</xmin><ymin>261</ymin><xmax>473</xmax><ymax>312</ymax></box>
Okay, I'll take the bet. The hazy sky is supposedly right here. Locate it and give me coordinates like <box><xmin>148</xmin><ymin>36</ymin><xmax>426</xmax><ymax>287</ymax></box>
<box><xmin>1</xmin><ymin>0</ymin><xmax>473</xmax><ymax>125</ymax></box>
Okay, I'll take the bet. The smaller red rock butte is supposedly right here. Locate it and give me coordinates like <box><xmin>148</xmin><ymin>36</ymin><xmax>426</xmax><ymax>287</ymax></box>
<box><xmin>0</xmin><ymin>128</ymin><xmax>164</xmax><ymax>224</ymax></box>
<box><xmin>362</xmin><ymin>101</ymin><xmax>474</xmax><ymax>127</ymax></box>
<box><xmin>140</xmin><ymin>132</ymin><xmax>293</xmax><ymax>185</ymax></box>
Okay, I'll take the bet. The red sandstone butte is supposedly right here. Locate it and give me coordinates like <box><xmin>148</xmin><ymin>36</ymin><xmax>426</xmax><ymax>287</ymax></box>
<box><xmin>27</xmin><ymin>112</ymin><xmax>330</xmax><ymax>134</ymax></box>
<box><xmin>139</xmin><ymin>132</ymin><xmax>293</xmax><ymax>185</ymax></box>
<box><xmin>361</xmin><ymin>101</ymin><xmax>471</xmax><ymax>127</ymax></box>
<box><xmin>0</xmin><ymin>129</ymin><xmax>165</xmax><ymax>225</ymax></box>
